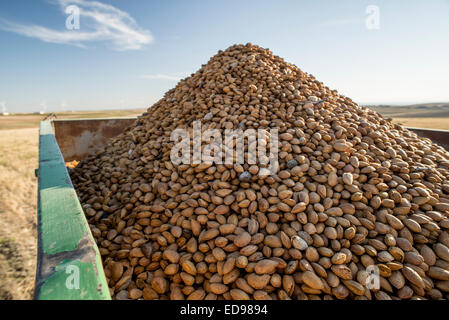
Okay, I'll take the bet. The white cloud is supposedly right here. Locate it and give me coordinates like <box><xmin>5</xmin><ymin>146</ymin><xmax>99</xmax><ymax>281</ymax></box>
<box><xmin>0</xmin><ymin>0</ymin><xmax>153</xmax><ymax>50</ymax></box>
<box><xmin>140</xmin><ymin>74</ymin><xmax>184</xmax><ymax>81</ymax></box>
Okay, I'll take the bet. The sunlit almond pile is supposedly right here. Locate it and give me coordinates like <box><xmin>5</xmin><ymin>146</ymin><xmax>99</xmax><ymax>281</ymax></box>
<box><xmin>71</xmin><ymin>43</ymin><xmax>449</xmax><ymax>300</ymax></box>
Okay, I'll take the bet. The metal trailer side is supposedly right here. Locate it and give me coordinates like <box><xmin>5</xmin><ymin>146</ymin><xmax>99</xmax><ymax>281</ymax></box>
<box><xmin>35</xmin><ymin>121</ymin><xmax>111</xmax><ymax>300</ymax></box>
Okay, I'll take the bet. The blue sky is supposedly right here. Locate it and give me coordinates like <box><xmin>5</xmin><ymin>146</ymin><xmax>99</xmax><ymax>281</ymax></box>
<box><xmin>0</xmin><ymin>0</ymin><xmax>449</xmax><ymax>113</ymax></box>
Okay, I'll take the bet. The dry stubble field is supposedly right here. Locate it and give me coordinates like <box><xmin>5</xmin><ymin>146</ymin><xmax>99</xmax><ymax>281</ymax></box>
<box><xmin>0</xmin><ymin>128</ymin><xmax>38</xmax><ymax>299</ymax></box>
<box><xmin>0</xmin><ymin>106</ymin><xmax>447</xmax><ymax>300</ymax></box>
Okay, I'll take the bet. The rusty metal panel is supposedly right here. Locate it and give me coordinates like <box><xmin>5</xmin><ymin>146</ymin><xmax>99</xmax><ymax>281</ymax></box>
<box><xmin>409</xmin><ymin>127</ymin><xmax>449</xmax><ymax>151</ymax></box>
<box><xmin>53</xmin><ymin>118</ymin><xmax>137</xmax><ymax>162</ymax></box>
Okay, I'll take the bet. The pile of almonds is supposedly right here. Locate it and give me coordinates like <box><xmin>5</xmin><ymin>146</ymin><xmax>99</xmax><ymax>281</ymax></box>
<box><xmin>71</xmin><ymin>43</ymin><xmax>449</xmax><ymax>300</ymax></box>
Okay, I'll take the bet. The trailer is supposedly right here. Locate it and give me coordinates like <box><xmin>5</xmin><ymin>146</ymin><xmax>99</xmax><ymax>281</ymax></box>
<box><xmin>35</xmin><ymin>118</ymin><xmax>449</xmax><ymax>300</ymax></box>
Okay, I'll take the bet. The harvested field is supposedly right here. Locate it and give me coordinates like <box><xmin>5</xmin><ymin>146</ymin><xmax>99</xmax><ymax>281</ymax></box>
<box><xmin>391</xmin><ymin>118</ymin><xmax>449</xmax><ymax>131</ymax></box>
<box><xmin>370</xmin><ymin>104</ymin><xmax>449</xmax><ymax>130</ymax></box>
<box><xmin>0</xmin><ymin>128</ymin><xmax>38</xmax><ymax>300</ymax></box>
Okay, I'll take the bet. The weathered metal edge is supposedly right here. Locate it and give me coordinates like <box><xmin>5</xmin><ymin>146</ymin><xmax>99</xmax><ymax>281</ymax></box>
<box><xmin>407</xmin><ymin>127</ymin><xmax>449</xmax><ymax>133</ymax></box>
<box><xmin>53</xmin><ymin>117</ymin><xmax>138</xmax><ymax>122</ymax></box>
<box><xmin>35</xmin><ymin>121</ymin><xmax>111</xmax><ymax>300</ymax></box>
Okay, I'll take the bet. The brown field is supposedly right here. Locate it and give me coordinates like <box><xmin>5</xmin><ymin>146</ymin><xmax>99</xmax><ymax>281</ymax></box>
<box><xmin>0</xmin><ymin>128</ymin><xmax>38</xmax><ymax>299</ymax></box>
<box><xmin>0</xmin><ymin>105</ymin><xmax>447</xmax><ymax>300</ymax></box>
<box><xmin>370</xmin><ymin>103</ymin><xmax>449</xmax><ymax>130</ymax></box>
<box><xmin>390</xmin><ymin>118</ymin><xmax>449</xmax><ymax>130</ymax></box>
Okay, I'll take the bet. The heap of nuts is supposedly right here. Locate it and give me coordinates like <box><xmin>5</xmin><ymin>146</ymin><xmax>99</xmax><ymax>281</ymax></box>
<box><xmin>71</xmin><ymin>43</ymin><xmax>449</xmax><ymax>300</ymax></box>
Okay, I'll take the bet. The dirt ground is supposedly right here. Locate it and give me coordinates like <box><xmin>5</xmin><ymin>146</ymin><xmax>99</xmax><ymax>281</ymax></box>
<box><xmin>0</xmin><ymin>128</ymin><xmax>38</xmax><ymax>300</ymax></box>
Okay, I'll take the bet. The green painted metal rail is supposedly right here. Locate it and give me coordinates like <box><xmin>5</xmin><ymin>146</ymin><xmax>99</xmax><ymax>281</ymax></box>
<box><xmin>35</xmin><ymin>121</ymin><xmax>111</xmax><ymax>300</ymax></box>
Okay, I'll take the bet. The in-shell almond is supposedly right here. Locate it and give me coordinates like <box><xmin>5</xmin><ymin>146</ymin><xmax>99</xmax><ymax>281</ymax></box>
<box><xmin>302</xmin><ymin>271</ymin><xmax>324</xmax><ymax>290</ymax></box>
<box><xmin>254</xmin><ymin>259</ymin><xmax>278</xmax><ymax>274</ymax></box>
<box><xmin>234</xmin><ymin>232</ymin><xmax>251</xmax><ymax>247</ymax></box>
<box><xmin>402</xmin><ymin>266</ymin><xmax>424</xmax><ymax>289</ymax></box>
<box><xmin>247</xmin><ymin>274</ymin><xmax>271</xmax><ymax>290</ymax></box>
